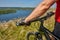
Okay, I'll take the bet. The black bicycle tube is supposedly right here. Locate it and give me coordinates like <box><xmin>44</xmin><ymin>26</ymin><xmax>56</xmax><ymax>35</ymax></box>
<box><xmin>43</xmin><ymin>26</ymin><xmax>60</xmax><ymax>40</ymax></box>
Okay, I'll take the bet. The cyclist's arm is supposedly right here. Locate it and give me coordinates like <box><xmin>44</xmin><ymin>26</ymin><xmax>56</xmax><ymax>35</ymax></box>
<box><xmin>24</xmin><ymin>0</ymin><xmax>55</xmax><ymax>23</ymax></box>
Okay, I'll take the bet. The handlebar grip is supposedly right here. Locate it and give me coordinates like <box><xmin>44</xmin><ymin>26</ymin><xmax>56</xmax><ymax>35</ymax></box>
<box><xmin>16</xmin><ymin>22</ymin><xmax>20</xmax><ymax>26</ymax></box>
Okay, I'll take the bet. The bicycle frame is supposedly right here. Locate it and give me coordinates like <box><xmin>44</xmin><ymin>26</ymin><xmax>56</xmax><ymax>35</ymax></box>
<box><xmin>38</xmin><ymin>19</ymin><xmax>60</xmax><ymax>40</ymax></box>
<box><xmin>27</xmin><ymin>13</ymin><xmax>60</xmax><ymax>40</ymax></box>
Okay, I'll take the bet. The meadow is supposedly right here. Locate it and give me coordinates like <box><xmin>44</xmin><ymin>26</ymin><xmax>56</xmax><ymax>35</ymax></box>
<box><xmin>0</xmin><ymin>8</ymin><xmax>55</xmax><ymax>40</ymax></box>
<box><xmin>0</xmin><ymin>15</ymin><xmax>55</xmax><ymax>40</ymax></box>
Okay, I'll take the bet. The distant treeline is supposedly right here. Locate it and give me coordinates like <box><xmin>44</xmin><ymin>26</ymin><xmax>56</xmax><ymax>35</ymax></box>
<box><xmin>0</xmin><ymin>9</ymin><xmax>16</xmax><ymax>14</ymax></box>
<box><xmin>0</xmin><ymin>7</ymin><xmax>35</xmax><ymax>10</ymax></box>
<box><xmin>0</xmin><ymin>7</ymin><xmax>35</xmax><ymax>14</ymax></box>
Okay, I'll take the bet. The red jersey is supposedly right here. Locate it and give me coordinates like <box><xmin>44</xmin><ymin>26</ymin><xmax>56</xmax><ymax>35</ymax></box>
<box><xmin>55</xmin><ymin>1</ymin><xmax>60</xmax><ymax>22</ymax></box>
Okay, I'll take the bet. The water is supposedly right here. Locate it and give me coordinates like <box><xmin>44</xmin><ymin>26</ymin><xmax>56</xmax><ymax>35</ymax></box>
<box><xmin>0</xmin><ymin>9</ymin><xmax>33</xmax><ymax>22</ymax></box>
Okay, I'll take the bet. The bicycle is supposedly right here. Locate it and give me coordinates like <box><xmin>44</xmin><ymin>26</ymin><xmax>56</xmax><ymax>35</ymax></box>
<box><xmin>16</xmin><ymin>12</ymin><xmax>60</xmax><ymax>40</ymax></box>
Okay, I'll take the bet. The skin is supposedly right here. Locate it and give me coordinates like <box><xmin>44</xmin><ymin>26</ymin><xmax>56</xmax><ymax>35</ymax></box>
<box><xmin>24</xmin><ymin>0</ymin><xmax>56</xmax><ymax>23</ymax></box>
<box><xmin>53</xmin><ymin>10</ymin><xmax>55</xmax><ymax>13</ymax></box>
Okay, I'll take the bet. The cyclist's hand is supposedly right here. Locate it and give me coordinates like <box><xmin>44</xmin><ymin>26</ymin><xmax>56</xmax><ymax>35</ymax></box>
<box><xmin>16</xmin><ymin>19</ymin><xmax>31</xmax><ymax>26</ymax></box>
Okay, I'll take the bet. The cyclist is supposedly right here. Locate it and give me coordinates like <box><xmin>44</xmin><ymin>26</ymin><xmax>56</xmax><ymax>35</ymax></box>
<box><xmin>17</xmin><ymin>0</ymin><xmax>60</xmax><ymax>39</ymax></box>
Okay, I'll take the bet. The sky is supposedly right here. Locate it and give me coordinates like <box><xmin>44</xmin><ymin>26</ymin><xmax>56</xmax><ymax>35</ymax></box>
<box><xmin>0</xmin><ymin>0</ymin><xmax>56</xmax><ymax>7</ymax></box>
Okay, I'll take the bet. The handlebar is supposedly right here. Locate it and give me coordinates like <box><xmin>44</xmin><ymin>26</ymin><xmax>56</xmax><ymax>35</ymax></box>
<box><xmin>16</xmin><ymin>12</ymin><xmax>54</xmax><ymax>26</ymax></box>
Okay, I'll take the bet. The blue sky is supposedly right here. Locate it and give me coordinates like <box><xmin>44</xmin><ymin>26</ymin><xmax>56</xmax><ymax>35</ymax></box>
<box><xmin>0</xmin><ymin>0</ymin><xmax>56</xmax><ymax>7</ymax></box>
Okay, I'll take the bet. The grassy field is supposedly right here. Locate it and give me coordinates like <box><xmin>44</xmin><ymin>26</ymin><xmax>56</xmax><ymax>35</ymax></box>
<box><xmin>0</xmin><ymin>8</ymin><xmax>55</xmax><ymax>40</ymax></box>
<box><xmin>0</xmin><ymin>15</ymin><xmax>55</xmax><ymax>40</ymax></box>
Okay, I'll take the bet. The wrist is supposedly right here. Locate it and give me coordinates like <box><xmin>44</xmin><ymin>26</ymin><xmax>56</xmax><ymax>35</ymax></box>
<box><xmin>24</xmin><ymin>18</ymin><xmax>30</xmax><ymax>23</ymax></box>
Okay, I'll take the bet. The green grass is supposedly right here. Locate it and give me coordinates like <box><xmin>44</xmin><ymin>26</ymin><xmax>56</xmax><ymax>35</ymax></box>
<box><xmin>0</xmin><ymin>8</ymin><xmax>55</xmax><ymax>40</ymax></box>
<box><xmin>0</xmin><ymin>15</ymin><xmax>55</xmax><ymax>40</ymax></box>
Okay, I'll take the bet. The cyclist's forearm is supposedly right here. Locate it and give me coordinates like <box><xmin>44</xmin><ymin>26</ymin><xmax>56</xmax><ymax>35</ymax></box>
<box><xmin>24</xmin><ymin>0</ymin><xmax>55</xmax><ymax>23</ymax></box>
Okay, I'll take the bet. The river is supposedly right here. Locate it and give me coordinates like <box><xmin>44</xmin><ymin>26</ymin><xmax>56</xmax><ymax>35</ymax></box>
<box><xmin>0</xmin><ymin>9</ymin><xmax>33</xmax><ymax>22</ymax></box>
